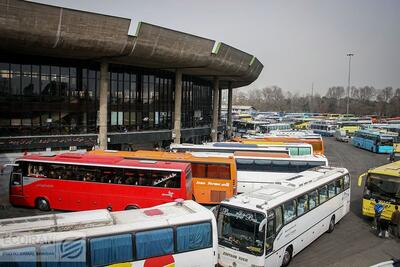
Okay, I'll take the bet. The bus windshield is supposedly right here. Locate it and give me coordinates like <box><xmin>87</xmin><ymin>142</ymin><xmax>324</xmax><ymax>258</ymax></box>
<box><xmin>217</xmin><ymin>205</ymin><xmax>265</xmax><ymax>256</ymax></box>
<box><xmin>366</xmin><ymin>174</ymin><xmax>400</xmax><ymax>202</ymax></box>
<box><xmin>379</xmin><ymin>137</ymin><xmax>393</xmax><ymax>146</ymax></box>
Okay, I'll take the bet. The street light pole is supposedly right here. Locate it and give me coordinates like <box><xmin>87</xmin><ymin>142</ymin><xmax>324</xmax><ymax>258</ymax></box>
<box><xmin>346</xmin><ymin>53</ymin><xmax>354</xmax><ymax>115</ymax></box>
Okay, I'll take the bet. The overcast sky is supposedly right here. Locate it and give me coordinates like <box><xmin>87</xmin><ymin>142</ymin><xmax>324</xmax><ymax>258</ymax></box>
<box><xmin>32</xmin><ymin>0</ymin><xmax>400</xmax><ymax>95</ymax></box>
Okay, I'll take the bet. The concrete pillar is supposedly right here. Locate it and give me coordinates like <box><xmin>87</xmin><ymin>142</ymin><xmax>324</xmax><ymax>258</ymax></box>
<box><xmin>227</xmin><ymin>82</ymin><xmax>233</xmax><ymax>138</ymax></box>
<box><xmin>173</xmin><ymin>70</ymin><xmax>182</xmax><ymax>144</ymax></box>
<box><xmin>211</xmin><ymin>77</ymin><xmax>219</xmax><ymax>142</ymax></box>
<box><xmin>218</xmin><ymin>87</ymin><xmax>222</xmax><ymax>121</ymax></box>
<box><xmin>98</xmin><ymin>62</ymin><xmax>109</xmax><ymax>150</ymax></box>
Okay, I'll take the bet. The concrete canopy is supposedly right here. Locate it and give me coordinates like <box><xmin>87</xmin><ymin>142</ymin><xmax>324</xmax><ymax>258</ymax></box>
<box><xmin>0</xmin><ymin>0</ymin><xmax>263</xmax><ymax>88</ymax></box>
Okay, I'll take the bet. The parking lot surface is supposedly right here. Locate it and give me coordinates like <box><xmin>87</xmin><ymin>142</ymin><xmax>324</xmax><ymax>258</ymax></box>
<box><xmin>0</xmin><ymin>138</ymin><xmax>399</xmax><ymax>266</ymax></box>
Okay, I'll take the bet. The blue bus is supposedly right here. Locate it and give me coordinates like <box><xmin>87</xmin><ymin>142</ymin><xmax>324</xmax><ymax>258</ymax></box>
<box><xmin>351</xmin><ymin>130</ymin><xmax>396</xmax><ymax>153</ymax></box>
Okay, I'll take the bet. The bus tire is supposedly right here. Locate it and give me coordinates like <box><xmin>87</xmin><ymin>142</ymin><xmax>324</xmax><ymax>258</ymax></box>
<box><xmin>36</xmin><ymin>197</ymin><xmax>50</xmax><ymax>211</ymax></box>
<box><xmin>327</xmin><ymin>216</ymin><xmax>335</xmax><ymax>233</ymax></box>
<box><xmin>125</xmin><ymin>205</ymin><xmax>139</xmax><ymax>210</ymax></box>
<box><xmin>281</xmin><ymin>246</ymin><xmax>293</xmax><ymax>267</ymax></box>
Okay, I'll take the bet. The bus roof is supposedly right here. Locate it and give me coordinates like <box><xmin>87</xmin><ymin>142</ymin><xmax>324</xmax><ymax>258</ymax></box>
<box><xmin>17</xmin><ymin>153</ymin><xmax>190</xmax><ymax>172</ymax></box>
<box><xmin>88</xmin><ymin>150</ymin><xmax>235</xmax><ymax>164</ymax></box>
<box><xmin>0</xmin><ymin>200</ymin><xmax>212</xmax><ymax>248</ymax></box>
<box><xmin>221</xmin><ymin>166</ymin><xmax>348</xmax><ymax>212</ymax></box>
<box><xmin>367</xmin><ymin>161</ymin><xmax>400</xmax><ymax>177</ymax></box>
<box><xmin>233</xmin><ymin>151</ymin><xmax>290</xmax><ymax>158</ymax></box>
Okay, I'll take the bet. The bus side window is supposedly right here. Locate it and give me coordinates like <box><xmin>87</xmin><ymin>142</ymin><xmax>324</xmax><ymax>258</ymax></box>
<box><xmin>135</xmin><ymin>228</ymin><xmax>174</xmax><ymax>259</ymax></box>
<box><xmin>90</xmin><ymin>234</ymin><xmax>133</xmax><ymax>266</ymax></box>
<box><xmin>282</xmin><ymin>199</ymin><xmax>297</xmax><ymax>224</ymax></box>
<box><xmin>334</xmin><ymin>178</ymin><xmax>343</xmax><ymax>194</ymax></box>
<box><xmin>274</xmin><ymin>206</ymin><xmax>283</xmax><ymax>233</ymax></box>
<box><xmin>192</xmin><ymin>163</ymin><xmax>206</xmax><ymax>178</ymax></box>
<box><xmin>308</xmin><ymin>190</ymin><xmax>319</xmax><ymax>209</ymax></box>
<box><xmin>328</xmin><ymin>182</ymin><xmax>336</xmax><ymax>198</ymax></box>
<box><xmin>265</xmin><ymin>210</ymin><xmax>275</xmax><ymax>253</ymax></box>
<box><xmin>0</xmin><ymin>246</ymin><xmax>37</xmax><ymax>265</ymax></box>
<box><xmin>297</xmin><ymin>194</ymin><xmax>309</xmax><ymax>216</ymax></box>
<box><xmin>319</xmin><ymin>185</ymin><xmax>328</xmax><ymax>204</ymax></box>
<box><xmin>343</xmin><ymin>175</ymin><xmax>350</xmax><ymax>190</ymax></box>
<box><xmin>41</xmin><ymin>240</ymin><xmax>86</xmax><ymax>266</ymax></box>
<box><xmin>176</xmin><ymin>222</ymin><xmax>211</xmax><ymax>252</ymax></box>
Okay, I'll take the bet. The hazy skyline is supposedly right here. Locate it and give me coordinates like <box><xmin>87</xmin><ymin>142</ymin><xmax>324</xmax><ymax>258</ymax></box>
<box><xmin>32</xmin><ymin>0</ymin><xmax>400</xmax><ymax>95</ymax></box>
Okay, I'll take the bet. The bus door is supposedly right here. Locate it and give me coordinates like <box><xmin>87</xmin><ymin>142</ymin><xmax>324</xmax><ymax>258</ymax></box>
<box><xmin>10</xmin><ymin>169</ymin><xmax>23</xmax><ymax>196</ymax></box>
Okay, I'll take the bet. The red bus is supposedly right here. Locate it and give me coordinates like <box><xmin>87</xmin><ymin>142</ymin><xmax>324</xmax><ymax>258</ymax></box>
<box><xmin>9</xmin><ymin>153</ymin><xmax>192</xmax><ymax>211</ymax></box>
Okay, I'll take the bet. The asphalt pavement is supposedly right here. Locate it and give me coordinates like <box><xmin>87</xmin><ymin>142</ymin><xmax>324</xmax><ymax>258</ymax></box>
<box><xmin>0</xmin><ymin>138</ymin><xmax>399</xmax><ymax>266</ymax></box>
<box><xmin>291</xmin><ymin>137</ymin><xmax>400</xmax><ymax>267</ymax></box>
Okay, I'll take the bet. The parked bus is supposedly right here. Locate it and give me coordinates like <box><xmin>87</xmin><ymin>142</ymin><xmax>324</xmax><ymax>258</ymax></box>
<box><xmin>233</xmin><ymin>137</ymin><xmax>324</xmax><ymax>155</ymax></box>
<box><xmin>357</xmin><ymin>161</ymin><xmax>400</xmax><ymax>221</ymax></box>
<box><xmin>216</xmin><ymin>166</ymin><xmax>350</xmax><ymax>267</ymax></box>
<box><xmin>0</xmin><ymin>200</ymin><xmax>218</xmax><ymax>267</ymax></box>
<box><xmin>309</xmin><ymin>120</ymin><xmax>337</xmax><ymax>136</ymax></box>
<box><xmin>170</xmin><ymin>142</ymin><xmax>314</xmax><ymax>156</ymax></box>
<box><xmin>351</xmin><ymin>130</ymin><xmax>396</xmax><ymax>153</ymax></box>
<box><xmin>9</xmin><ymin>153</ymin><xmax>192</xmax><ymax>211</ymax></box>
<box><xmin>259</xmin><ymin>123</ymin><xmax>292</xmax><ymax>133</ymax></box>
<box><xmin>88</xmin><ymin>150</ymin><xmax>236</xmax><ymax>204</ymax></box>
<box><xmin>234</xmin><ymin>151</ymin><xmax>328</xmax><ymax>193</ymax></box>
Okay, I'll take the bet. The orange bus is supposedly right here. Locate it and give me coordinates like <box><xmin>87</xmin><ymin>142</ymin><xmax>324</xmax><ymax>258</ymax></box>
<box><xmin>88</xmin><ymin>150</ymin><xmax>237</xmax><ymax>204</ymax></box>
<box><xmin>232</xmin><ymin>136</ymin><xmax>325</xmax><ymax>155</ymax></box>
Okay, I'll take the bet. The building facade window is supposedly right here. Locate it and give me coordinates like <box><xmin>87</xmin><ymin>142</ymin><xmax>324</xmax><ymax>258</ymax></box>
<box><xmin>0</xmin><ymin>56</ymin><xmax>213</xmax><ymax>137</ymax></box>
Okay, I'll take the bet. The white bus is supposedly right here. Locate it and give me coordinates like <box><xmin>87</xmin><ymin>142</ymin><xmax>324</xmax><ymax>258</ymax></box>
<box><xmin>0</xmin><ymin>200</ymin><xmax>217</xmax><ymax>267</ymax></box>
<box><xmin>216</xmin><ymin>166</ymin><xmax>350</xmax><ymax>267</ymax></box>
<box><xmin>234</xmin><ymin>151</ymin><xmax>328</xmax><ymax>193</ymax></box>
<box><xmin>170</xmin><ymin>142</ymin><xmax>314</xmax><ymax>156</ymax></box>
<box><xmin>259</xmin><ymin>123</ymin><xmax>292</xmax><ymax>133</ymax></box>
<box><xmin>309</xmin><ymin>120</ymin><xmax>337</xmax><ymax>137</ymax></box>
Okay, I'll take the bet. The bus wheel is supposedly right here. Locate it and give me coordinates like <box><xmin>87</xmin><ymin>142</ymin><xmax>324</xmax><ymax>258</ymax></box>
<box><xmin>281</xmin><ymin>246</ymin><xmax>293</xmax><ymax>267</ymax></box>
<box><xmin>125</xmin><ymin>205</ymin><xmax>139</xmax><ymax>210</ymax></box>
<box><xmin>36</xmin><ymin>198</ymin><xmax>50</xmax><ymax>211</ymax></box>
<box><xmin>327</xmin><ymin>216</ymin><xmax>335</xmax><ymax>233</ymax></box>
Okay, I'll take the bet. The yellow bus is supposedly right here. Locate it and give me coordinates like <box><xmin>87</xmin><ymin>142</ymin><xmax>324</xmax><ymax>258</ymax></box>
<box><xmin>88</xmin><ymin>150</ymin><xmax>237</xmax><ymax>205</ymax></box>
<box><xmin>358</xmin><ymin>161</ymin><xmax>400</xmax><ymax>220</ymax></box>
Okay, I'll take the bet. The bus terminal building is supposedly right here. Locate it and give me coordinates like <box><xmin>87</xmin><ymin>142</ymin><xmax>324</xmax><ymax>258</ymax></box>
<box><xmin>0</xmin><ymin>0</ymin><xmax>263</xmax><ymax>152</ymax></box>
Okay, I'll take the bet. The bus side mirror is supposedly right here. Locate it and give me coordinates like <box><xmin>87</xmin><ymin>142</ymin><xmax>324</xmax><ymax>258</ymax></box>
<box><xmin>259</xmin><ymin>218</ymin><xmax>268</xmax><ymax>232</ymax></box>
<box><xmin>358</xmin><ymin>173</ymin><xmax>366</xmax><ymax>187</ymax></box>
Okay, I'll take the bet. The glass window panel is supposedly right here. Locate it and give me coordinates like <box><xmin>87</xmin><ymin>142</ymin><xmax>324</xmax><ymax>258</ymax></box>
<box><xmin>274</xmin><ymin>206</ymin><xmax>283</xmax><ymax>233</ymax></box>
<box><xmin>70</xmin><ymin>67</ymin><xmax>76</xmax><ymax>77</ymax></box>
<box><xmin>328</xmin><ymin>182</ymin><xmax>336</xmax><ymax>198</ymax></box>
<box><xmin>319</xmin><ymin>185</ymin><xmax>328</xmax><ymax>204</ymax></box>
<box><xmin>90</xmin><ymin>234</ymin><xmax>133</xmax><ymax>266</ymax></box>
<box><xmin>0</xmin><ymin>63</ymin><xmax>10</xmax><ymax>96</ymax></box>
<box><xmin>22</xmin><ymin>118</ymin><xmax>31</xmax><ymax>126</ymax></box>
<box><xmin>111</xmin><ymin>112</ymin><xmax>118</xmax><ymax>126</ymax></box>
<box><xmin>0</xmin><ymin>246</ymin><xmax>37</xmax><ymax>266</ymax></box>
<box><xmin>123</xmin><ymin>112</ymin><xmax>130</xmax><ymax>126</ymax></box>
<box><xmin>177</xmin><ymin>223</ymin><xmax>212</xmax><ymax>252</ymax></box>
<box><xmin>308</xmin><ymin>190</ymin><xmax>319</xmax><ymax>209</ymax></box>
<box><xmin>344</xmin><ymin>175</ymin><xmax>350</xmax><ymax>189</ymax></box>
<box><xmin>40</xmin><ymin>240</ymin><xmax>86</xmax><ymax>267</ymax></box>
<box><xmin>297</xmin><ymin>194</ymin><xmax>309</xmax><ymax>216</ymax></box>
<box><xmin>135</xmin><ymin>228</ymin><xmax>173</xmax><ymax>259</ymax></box>
<box><xmin>335</xmin><ymin>178</ymin><xmax>343</xmax><ymax>194</ymax></box>
<box><xmin>51</xmin><ymin>66</ymin><xmax>60</xmax><ymax>77</ymax></box>
<box><xmin>283</xmin><ymin>200</ymin><xmax>297</xmax><ymax>224</ymax></box>
<box><xmin>192</xmin><ymin>163</ymin><xmax>206</xmax><ymax>178</ymax></box>
<box><xmin>10</xmin><ymin>64</ymin><xmax>21</xmax><ymax>95</ymax></box>
<box><xmin>11</xmin><ymin>119</ymin><xmax>21</xmax><ymax>126</ymax></box>
<box><xmin>130</xmin><ymin>112</ymin><xmax>136</xmax><ymax>126</ymax></box>
<box><xmin>118</xmin><ymin>111</ymin><xmax>123</xmax><ymax>126</ymax></box>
